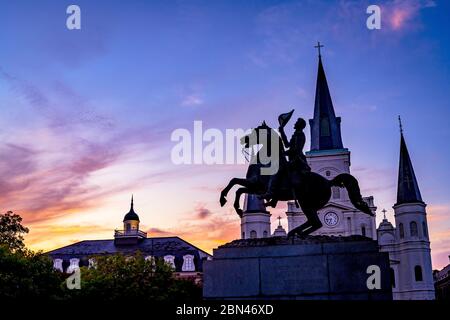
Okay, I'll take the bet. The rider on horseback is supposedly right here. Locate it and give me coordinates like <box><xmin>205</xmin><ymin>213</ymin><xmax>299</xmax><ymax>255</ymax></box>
<box><xmin>260</xmin><ymin>111</ymin><xmax>311</xmax><ymax>201</ymax></box>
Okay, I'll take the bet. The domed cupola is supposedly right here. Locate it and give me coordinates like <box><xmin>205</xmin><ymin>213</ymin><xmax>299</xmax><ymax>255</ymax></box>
<box><xmin>123</xmin><ymin>195</ymin><xmax>140</xmax><ymax>222</ymax></box>
<box><xmin>115</xmin><ymin>195</ymin><xmax>147</xmax><ymax>245</ymax></box>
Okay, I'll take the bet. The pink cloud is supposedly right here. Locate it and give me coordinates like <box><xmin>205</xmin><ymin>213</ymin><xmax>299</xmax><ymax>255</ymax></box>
<box><xmin>383</xmin><ymin>0</ymin><xmax>436</xmax><ymax>32</ymax></box>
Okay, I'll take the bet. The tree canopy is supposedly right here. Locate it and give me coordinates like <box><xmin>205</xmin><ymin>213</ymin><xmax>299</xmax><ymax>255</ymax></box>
<box><xmin>0</xmin><ymin>211</ymin><xmax>29</xmax><ymax>252</ymax></box>
<box><xmin>65</xmin><ymin>253</ymin><xmax>202</xmax><ymax>301</ymax></box>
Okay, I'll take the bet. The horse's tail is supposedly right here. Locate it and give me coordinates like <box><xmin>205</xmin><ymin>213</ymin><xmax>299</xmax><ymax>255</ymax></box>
<box><xmin>330</xmin><ymin>173</ymin><xmax>373</xmax><ymax>216</ymax></box>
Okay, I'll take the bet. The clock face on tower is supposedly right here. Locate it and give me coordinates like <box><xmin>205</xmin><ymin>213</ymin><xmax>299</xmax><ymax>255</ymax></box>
<box><xmin>324</xmin><ymin>212</ymin><xmax>339</xmax><ymax>227</ymax></box>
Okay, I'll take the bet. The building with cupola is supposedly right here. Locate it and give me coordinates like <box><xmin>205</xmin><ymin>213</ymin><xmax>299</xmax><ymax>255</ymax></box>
<box><xmin>240</xmin><ymin>47</ymin><xmax>435</xmax><ymax>299</ymax></box>
<box><xmin>47</xmin><ymin>196</ymin><xmax>212</xmax><ymax>282</ymax></box>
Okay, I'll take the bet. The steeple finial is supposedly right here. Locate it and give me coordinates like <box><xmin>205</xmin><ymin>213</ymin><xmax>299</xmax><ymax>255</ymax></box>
<box><xmin>131</xmin><ymin>194</ymin><xmax>134</xmax><ymax>209</ymax></box>
<box><xmin>314</xmin><ymin>41</ymin><xmax>324</xmax><ymax>57</ymax></box>
<box><xmin>398</xmin><ymin>115</ymin><xmax>403</xmax><ymax>134</ymax></box>
<box><xmin>277</xmin><ymin>216</ymin><xmax>282</xmax><ymax>227</ymax></box>
<box><xmin>382</xmin><ymin>209</ymin><xmax>387</xmax><ymax>220</ymax></box>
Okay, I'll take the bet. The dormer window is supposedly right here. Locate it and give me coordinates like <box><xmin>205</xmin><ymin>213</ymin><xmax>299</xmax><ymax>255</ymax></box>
<box><xmin>53</xmin><ymin>259</ymin><xmax>63</xmax><ymax>272</ymax></box>
<box><xmin>182</xmin><ymin>255</ymin><xmax>195</xmax><ymax>272</ymax></box>
<box><xmin>67</xmin><ymin>258</ymin><xmax>80</xmax><ymax>273</ymax></box>
<box><xmin>164</xmin><ymin>255</ymin><xmax>175</xmax><ymax>269</ymax></box>
<box><xmin>88</xmin><ymin>258</ymin><xmax>96</xmax><ymax>269</ymax></box>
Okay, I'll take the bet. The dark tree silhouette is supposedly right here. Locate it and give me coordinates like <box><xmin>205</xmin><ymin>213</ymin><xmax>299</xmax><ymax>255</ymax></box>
<box><xmin>0</xmin><ymin>211</ymin><xmax>29</xmax><ymax>252</ymax></box>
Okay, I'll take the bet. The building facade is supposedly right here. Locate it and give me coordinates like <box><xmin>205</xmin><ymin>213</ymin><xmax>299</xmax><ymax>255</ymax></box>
<box><xmin>240</xmin><ymin>51</ymin><xmax>435</xmax><ymax>300</ymax></box>
<box><xmin>47</xmin><ymin>197</ymin><xmax>212</xmax><ymax>282</ymax></box>
<box><xmin>434</xmin><ymin>256</ymin><xmax>450</xmax><ymax>300</ymax></box>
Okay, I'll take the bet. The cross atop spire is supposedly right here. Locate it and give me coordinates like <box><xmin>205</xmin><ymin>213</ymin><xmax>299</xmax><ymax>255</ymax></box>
<box><xmin>277</xmin><ymin>216</ymin><xmax>282</xmax><ymax>227</ymax></box>
<box><xmin>382</xmin><ymin>209</ymin><xmax>387</xmax><ymax>220</ymax></box>
<box><xmin>314</xmin><ymin>41</ymin><xmax>324</xmax><ymax>57</ymax></box>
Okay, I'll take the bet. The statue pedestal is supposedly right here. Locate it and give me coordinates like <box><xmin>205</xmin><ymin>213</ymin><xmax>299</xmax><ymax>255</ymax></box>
<box><xmin>203</xmin><ymin>235</ymin><xmax>392</xmax><ymax>300</ymax></box>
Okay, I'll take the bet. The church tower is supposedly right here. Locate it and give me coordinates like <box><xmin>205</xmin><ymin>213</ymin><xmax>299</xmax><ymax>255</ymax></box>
<box><xmin>387</xmin><ymin>119</ymin><xmax>435</xmax><ymax>299</ymax></box>
<box><xmin>241</xmin><ymin>194</ymin><xmax>271</xmax><ymax>239</ymax></box>
<box><xmin>287</xmin><ymin>43</ymin><xmax>376</xmax><ymax>237</ymax></box>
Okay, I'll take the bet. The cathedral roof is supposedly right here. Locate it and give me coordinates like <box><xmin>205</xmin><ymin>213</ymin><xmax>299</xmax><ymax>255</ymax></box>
<box><xmin>395</xmin><ymin>121</ymin><xmax>423</xmax><ymax>206</ymax></box>
<box><xmin>273</xmin><ymin>217</ymin><xmax>287</xmax><ymax>237</ymax></box>
<box><xmin>123</xmin><ymin>195</ymin><xmax>140</xmax><ymax>221</ymax></box>
<box><xmin>309</xmin><ymin>49</ymin><xmax>344</xmax><ymax>152</ymax></box>
<box><xmin>378</xmin><ymin>218</ymin><xmax>394</xmax><ymax>231</ymax></box>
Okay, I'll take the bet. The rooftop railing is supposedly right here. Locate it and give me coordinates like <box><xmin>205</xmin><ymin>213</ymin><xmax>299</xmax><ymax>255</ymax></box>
<box><xmin>114</xmin><ymin>229</ymin><xmax>147</xmax><ymax>238</ymax></box>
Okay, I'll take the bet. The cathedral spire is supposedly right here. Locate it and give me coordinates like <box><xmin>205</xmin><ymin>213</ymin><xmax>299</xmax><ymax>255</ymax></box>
<box><xmin>309</xmin><ymin>44</ymin><xmax>344</xmax><ymax>151</ymax></box>
<box><xmin>396</xmin><ymin>117</ymin><xmax>423</xmax><ymax>205</ymax></box>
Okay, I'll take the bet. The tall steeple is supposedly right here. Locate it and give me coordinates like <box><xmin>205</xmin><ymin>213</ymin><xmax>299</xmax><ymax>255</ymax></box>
<box><xmin>309</xmin><ymin>42</ymin><xmax>344</xmax><ymax>151</ymax></box>
<box><xmin>396</xmin><ymin>117</ymin><xmax>423</xmax><ymax>205</ymax></box>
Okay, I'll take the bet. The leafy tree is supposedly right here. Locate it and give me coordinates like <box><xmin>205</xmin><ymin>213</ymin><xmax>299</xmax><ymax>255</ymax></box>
<box><xmin>0</xmin><ymin>211</ymin><xmax>29</xmax><ymax>252</ymax></box>
<box><xmin>64</xmin><ymin>252</ymin><xmax>202</xmax><ymax>301</ymax></box>
<box><xmin>0</xmin><ymin>246</ymin><xmax>64</xmax><ymax>299</ymax></box>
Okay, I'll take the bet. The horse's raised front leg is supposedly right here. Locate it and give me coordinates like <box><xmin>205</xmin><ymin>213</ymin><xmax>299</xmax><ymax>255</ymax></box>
<box><xmin>287</xmin><ymin>209</ymin><xmax>322</xmax><ymax>237</ymax></box>
<box><xmin>220</xmin><ymin>178</ymin><xmax>250</xmax><ymax>207</ymax></box>
<box><xmin>233</xmin><ymin>187</ymin><xmax>249</xmax><ymax>217</ymax></box>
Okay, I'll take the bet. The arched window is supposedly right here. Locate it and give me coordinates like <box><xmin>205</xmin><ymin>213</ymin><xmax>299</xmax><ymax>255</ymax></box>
<box><xmin>53</xmin><ymin>259</ymin><xmax>63</xmax><ymax>272</ymax></box>
<box><xmin>164</xmin><ymin>255</ymin><xmax>175</xmax><ymax>269</ymax></box>
<box><xmin>182</xmin><ymin>255</ymin><xmax>195</xmax><ymax>272</ymax></box>
<box><xmin>390</xmin><ymin>268</ymin><xmax>396</xmax><ymax>288</ymax></box>
<box><xmin>410</xmin><ymin>221</ymin><xmax>418</xmax><ymax>237</ymax></box>
<box><xmin>332</xmin><ymin>187</ymin><xmax>340</xmax><ymax>199</ymax></box>
<box><xmin>67</xmin><ymin>258</ymin><xmax>80</xmax><ymax>274</ymax></box>
<box><xmin>414</xmin><ymin>265</ymin><xmax>423</xmax><ymax>281</ymax></box>
<box><xmin>422</xmin><ymin>222</ymin><xmax>428</xmax><ymax>238</ymax></box>
<box><xmin>126</xmin><ymin>223</ymin><xmax>131</xmax><ymax>231</ymax></box>
<box><xmin>361</xmin><ymin>225</ymin><xmax>366</xmax><ymax>237</ymax></box>
<box><xmin>321</xmin><ymin>117</ymin><xmax>330</xmax><ymax>136</ymax></box>
<box><xmin>250</xmin><ymin>230</ymin><xmax>257</xmax><ymax>239</ymax></box>
<box><xmin>263</xmin><ymin>231</ymin><xmax>268</xmax><ymax>238</ymax></box>
<box><xmin>88</xmin><ymin>258</ymin><xmax>97</xmax><ymax>269</ymax></box>
<box><xmin>399</xmin><ymin>223</ymin><xmax>404</xmax><ymax>239</ymax></box>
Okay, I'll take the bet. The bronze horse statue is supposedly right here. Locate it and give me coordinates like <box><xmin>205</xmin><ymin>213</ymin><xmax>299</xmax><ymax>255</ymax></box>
<box><xmin>220</xmin><ymin>121</ymin><xmax>374</xmax><ymax>237</ymax></box>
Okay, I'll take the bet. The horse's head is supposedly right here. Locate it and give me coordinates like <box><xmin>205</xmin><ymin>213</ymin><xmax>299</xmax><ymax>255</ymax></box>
<box><xmin>240</xmin><ymin>121</ymin><xmax>272</xmax><ymax>148</ymax></box>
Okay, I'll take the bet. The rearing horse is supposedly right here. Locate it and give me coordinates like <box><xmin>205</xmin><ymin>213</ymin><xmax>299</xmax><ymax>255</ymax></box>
<box><xmin>220</xmin><ymin>122</ymin><xmax>374</xmax><ymax>237</ymax></box>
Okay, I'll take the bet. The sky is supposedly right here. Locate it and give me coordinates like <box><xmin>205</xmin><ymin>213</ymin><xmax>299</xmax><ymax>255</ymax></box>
<box><xmin>0</xmin><ymin>0</ymin><xmax>449</xmax><ymax>269</ymax></box>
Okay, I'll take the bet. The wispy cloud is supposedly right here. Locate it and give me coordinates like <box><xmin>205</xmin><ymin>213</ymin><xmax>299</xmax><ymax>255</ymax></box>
<box><xmin>382</xmin><ymin>0</ymin><xmax>436</xmax><ymax>32</ymax></box>
<box><xmin>181</xmin><ymin>93</ymin><xmax>204</xmax><ymax>107</ymax></box>
<box><xmin>146</xmin><ymin>205</ymin><xmax>240</xmax><ymax>252</ymax></box>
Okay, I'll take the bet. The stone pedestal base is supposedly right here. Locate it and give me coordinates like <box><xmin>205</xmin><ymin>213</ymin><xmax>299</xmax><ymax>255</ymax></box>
<box><xmin>203</xmin><ymin>235</ymin><xmax>392</xmax><ymax>300</ymax></box>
